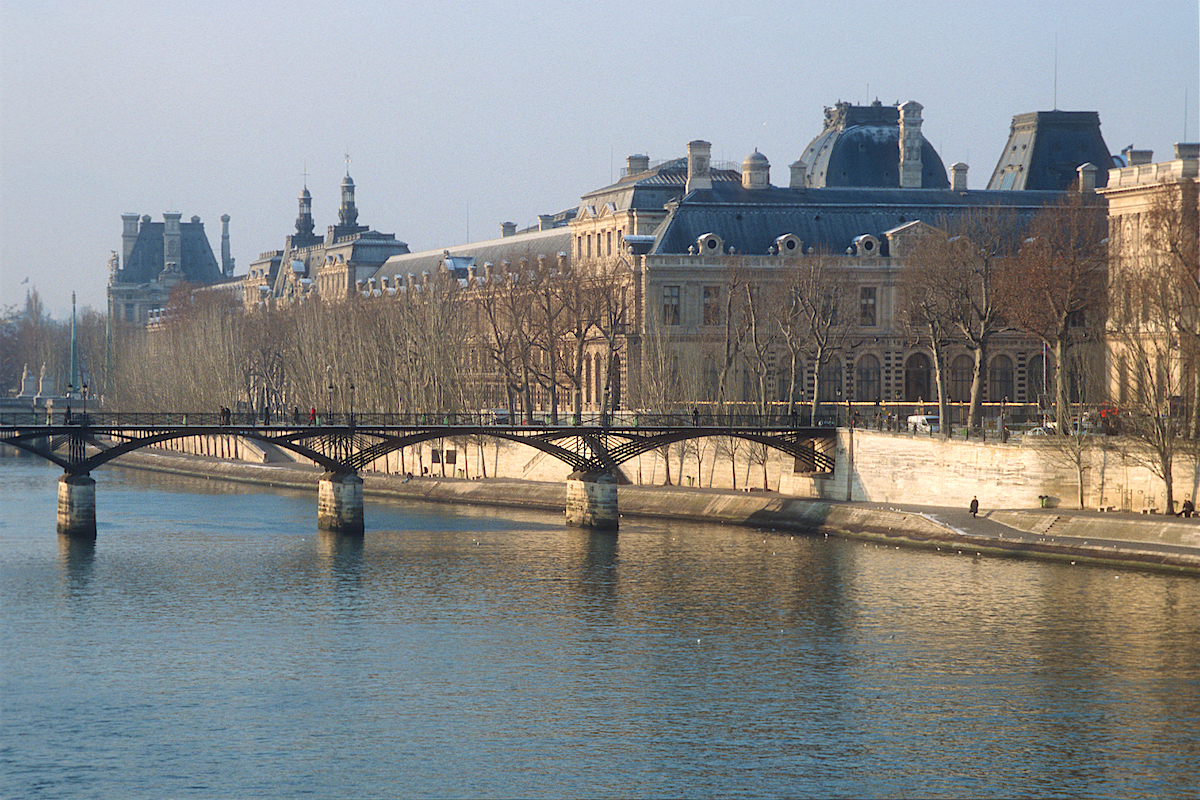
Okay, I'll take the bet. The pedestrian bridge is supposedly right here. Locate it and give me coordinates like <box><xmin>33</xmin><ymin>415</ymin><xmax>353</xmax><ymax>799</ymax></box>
<box><xmin>0</xmin><ymin>411</ymin><xmax>838</xmax><ymax>536</ymax></box>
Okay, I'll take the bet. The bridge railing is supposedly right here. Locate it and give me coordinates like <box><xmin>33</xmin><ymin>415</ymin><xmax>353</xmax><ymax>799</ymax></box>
<box><xmin>0</xmin><ymin>409</ymin><xmax>842</xmax><ymax>430</ymax></box>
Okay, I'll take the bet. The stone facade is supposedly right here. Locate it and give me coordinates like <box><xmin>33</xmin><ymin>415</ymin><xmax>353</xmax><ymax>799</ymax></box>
<box><xmin>1100</xmin><ymin>143</ymin><xmax>1200</xmax><ymax>417</ymax></box>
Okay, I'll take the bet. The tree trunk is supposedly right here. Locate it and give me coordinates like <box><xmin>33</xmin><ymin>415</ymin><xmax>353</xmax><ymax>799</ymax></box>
<box><xmin>1054</xmin><ymin>336</ymin><xmax>1070</xmax><ymax>435</ymax></box>
<box><xmin>968</xmin><ymin>343</ymin><xmax>987</xmax><ymax>429</ymax></box>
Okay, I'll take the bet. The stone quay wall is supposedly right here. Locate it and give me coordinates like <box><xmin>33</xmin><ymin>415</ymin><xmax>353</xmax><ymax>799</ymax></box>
<box><xmin>142</xmin><ymin>426</ymin><xmax>1198</xmax><ymax>514</ymax></box>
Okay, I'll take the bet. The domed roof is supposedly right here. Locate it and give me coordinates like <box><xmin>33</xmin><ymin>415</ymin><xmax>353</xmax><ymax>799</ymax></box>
<box><xmin>743</xmin><ymin>149</ymin><xmax>769</xmax><ymax>165</ymax></box>
<box><xmin>342</xmin><ymin>173</ymin><xmax>355</xmax><ymax>187</ymax></box>
<box><xmin>800</xmin><ymin>101</ymin><xmax>949</xmax><ymax>189</ymax></box>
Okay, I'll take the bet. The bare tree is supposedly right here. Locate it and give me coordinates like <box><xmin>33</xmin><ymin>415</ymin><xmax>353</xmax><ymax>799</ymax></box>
<box><xmin>1003</xmin><ymin>191</ymin><xmax>1108</xmax><ymax>433</ymax></box>
<box><xmin>777</xmin><ymin>253</ymin><xmax>853</xmax><ymax>422</ymax></box>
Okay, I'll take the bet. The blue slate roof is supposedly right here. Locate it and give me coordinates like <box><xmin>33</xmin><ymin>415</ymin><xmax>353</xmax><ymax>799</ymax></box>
<box><xmin>651</xmin><ymin>184</ymin><xmax>1062</xmax><ymax>256</ymax></box>
<box><xmin>119</xmin><ymin>219</ymin><xmax>222</xmax><ymax>285</ymax></box>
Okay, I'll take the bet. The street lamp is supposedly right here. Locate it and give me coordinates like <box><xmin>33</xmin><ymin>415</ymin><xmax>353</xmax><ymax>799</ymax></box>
<box><xmin>327</xmin><ymin>381</ymin><xmax>334</xmax><ymax>425</ymax></box>
<box><xmin>82</xmin><ymin>382</ymin><xmax>88</xmax><ymax>425</ymax></box>
<box><xmin>347</xmin><ymin>373</ymin><xmax>355</xmax><ymax>427</ymax></box>
<box><xmin>66</xmin><ymin>383</ymin><xmax>74</xmax><ymax>424</ymax></box>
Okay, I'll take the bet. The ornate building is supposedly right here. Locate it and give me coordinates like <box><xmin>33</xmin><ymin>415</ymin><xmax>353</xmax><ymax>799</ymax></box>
<box><xmin>108</xmin><ymin>212</ymin><xmax>235</xmax><ymax>326</ymax></box>
<box><xmin>1100</xmin><ymin>142</ymin><xmax>1200</xmax><ymax>421</ymax></box>
<box><xmin>244</xmin><ymin>172</ymin><xmax>409</xmax><ymax>310</ymax></box>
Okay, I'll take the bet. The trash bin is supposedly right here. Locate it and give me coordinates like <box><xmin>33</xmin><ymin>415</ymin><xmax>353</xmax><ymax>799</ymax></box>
<box><xmin>1039</xmin><ymin>495</ymin><xmax>1048</xmax><ymax>508</ymax></box>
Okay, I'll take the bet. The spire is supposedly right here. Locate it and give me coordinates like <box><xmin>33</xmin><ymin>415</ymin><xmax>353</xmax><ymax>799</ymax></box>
<box><xmin>339</xmin><ymin>172</ymin><xmax>359</xmax><ymax>227</ymax></box>
<box><xmin>296</xmin><ymin>185</ymin><xmax>315</xmax><ymax>237</ymax></box>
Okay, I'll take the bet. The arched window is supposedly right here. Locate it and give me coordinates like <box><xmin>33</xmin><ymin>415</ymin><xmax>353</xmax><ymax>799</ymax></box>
<box><xmin>775</xmin><ymin>359</ymin><xmax>805</xmax><ymax>403</ymax></box>
<box><xmin>950</xmin><ymin>354</ymin><xmax>973</xmax><ymax>402</ymax></box>
<box><xmin>855</xmin><ymin>354</ymin><xmax>881</xmax><ymax>402</ymax></box>
<box><xmin>905</xmin><ymin>353</ymin><xmax>932</xmax><ymax>403</ymax></box>
<box><xmin>989</xmin><ymin>355</ymin><xmax>1014</xmax><ymax>403</ymax></box>
<box><xmin>1027</xmin><ymin>353</ymin><xmax>1052</xmax><ymax>405</ymax></box>
<box><xmin>817</xmin><ymin>357</ymin><xmax>843</xmax><ymax>402</ymax></box>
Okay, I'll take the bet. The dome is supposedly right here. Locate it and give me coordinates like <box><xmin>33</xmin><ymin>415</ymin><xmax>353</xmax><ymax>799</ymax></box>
<box><xmin>743</xmin><ymin>149</ymin><xmax>769</xmax><ymax>166</ymax></box>
<box><xmin>342</xmin><ymin>174</ymin><xmax>355</xmax><ymax>187</ymax></box>
<box><xmin>800</xmin><ymin>101</ymin><xmax>949</xmax><ymax>189</ymax></box>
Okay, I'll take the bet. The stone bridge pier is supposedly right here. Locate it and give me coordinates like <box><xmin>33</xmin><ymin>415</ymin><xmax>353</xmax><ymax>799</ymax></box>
<box><xmin>318</xmin><ymin>471</ymin><xmax>364</xmax><ymax>534</ymax></box>
<box><xmin>57</xmin><ymin>473</ymin><xmax>97</xmax><ymax>537</ymax></box>
<box><xmin>565</xmin><ymin>471</ymin><xmax>619</xmax><ymax>531</ymax></box>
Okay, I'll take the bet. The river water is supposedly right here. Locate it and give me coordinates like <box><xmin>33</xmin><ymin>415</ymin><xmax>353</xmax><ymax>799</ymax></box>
<box><xmin>1</xmin><ymin>458</ymin><xmax>1198</xmax><ymax>799</ymax></box>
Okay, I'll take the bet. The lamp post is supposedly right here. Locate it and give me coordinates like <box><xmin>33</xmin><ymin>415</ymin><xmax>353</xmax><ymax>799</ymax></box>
<box><xmin>328</xmin><ymin>380</ymin><xmax>335</xmax><ymax>425</ymax></box>
<box><xmin>347</xmin><ymin>373</ymin><xmax>355</xmax><ymax>428</ymax></box>
<box><xmin>66</xmin><ymin>383</ymin><xmax>74</xmax><ymax>425</ymax></box>
<box><xmin>82</xmin><ymin>382</ymin><xmax>88</xmax><ymax>425</ymax></box>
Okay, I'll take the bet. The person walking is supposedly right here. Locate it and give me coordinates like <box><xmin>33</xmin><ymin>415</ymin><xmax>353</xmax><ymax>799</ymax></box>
<box><xmin>969</xmin><ymin>496</ymin><xmax>979</xmax><ymax>518</ymax></box>
<box><xmin>1180</xmin><ymin>497</ymin><xmax>1194</xmax><ymax>518</ymax></box>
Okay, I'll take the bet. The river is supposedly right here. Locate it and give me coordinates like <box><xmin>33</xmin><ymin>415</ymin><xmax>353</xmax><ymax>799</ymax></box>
<box><xmin>2</xmin><ymin>458</ymin><xmax>1198</xmax><ymax>798</ymax></box>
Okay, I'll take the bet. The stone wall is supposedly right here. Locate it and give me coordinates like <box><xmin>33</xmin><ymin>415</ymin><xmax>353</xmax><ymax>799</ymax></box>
<box><xmin>145</xmin><ymin>427</ymin><xmax>1199</xmax><ymax>514</ymax></box>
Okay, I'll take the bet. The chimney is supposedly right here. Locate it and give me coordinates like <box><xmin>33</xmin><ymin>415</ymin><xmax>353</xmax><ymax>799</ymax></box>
<box><xmin>163</xmin><ymin>212</ymin><xmax>182</xmax><ymax>277</ymax></box>
<box><xmin>950</xmin><ymin>162</ymin><xmax>968</xmax><ymax>191</ymax></box>
<box><xmin>898</xmin><ymin>100</ymin><xmax>924</xmax><ymax>188</ymax></box>
<box><xmin>220</xmin><ymin>214</ymin><xmax>233</xmax><ymax>276</ymax></box>
<box><xmin>686</xmin><ymin>140</ymin><xmax>712</xmax><ymax>194</ymax></box>
<box><xmin>1077</xmin><ymin>162</ymin><xmax>1098</xmax><ymax>193</ymax></box>
<box><xmin>626</xmin><ymin>154</ymin><xmax>650</xmax><ymax>175</ymax></box>
<box><xmin>789</xmin><ymin>159</ymin><xmax>808</xmax><ymax>189</ymax></box>
<box><xmin>501</xmin><ymin>221</ymin><xmax>517</xmax><ymax>237</ymax></box>
<box><xmin>121</xmin><ymin>213</ymin><xmax>140</xmax><ymax>267</ymax></box>
<box><xmin>538</xmin><ymin>214</ymin><xmax>554</xmax><ymax>231</ymax></box>
<box><xmin>1175</xmin><ymin>143</ymin><xmax>1200</xmax><ymax>160</ymax></box>
<box><xmin>1124</xmin><ymin>147</ymin><xmax>1153</xmax><ymax>166</ymax></box>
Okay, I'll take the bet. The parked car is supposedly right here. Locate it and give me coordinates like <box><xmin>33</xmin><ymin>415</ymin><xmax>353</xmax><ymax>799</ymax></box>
<box><xmin>907</xmin><ymin>414</ymin><xmax>939</xmax><ymax>433</ymax></box>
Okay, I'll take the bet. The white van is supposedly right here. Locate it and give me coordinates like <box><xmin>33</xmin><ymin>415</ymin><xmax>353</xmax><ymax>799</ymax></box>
<box><xmin>907</xmin><ymin>414</ymin><xmax>939</xmax><ymax>433</ymax></box>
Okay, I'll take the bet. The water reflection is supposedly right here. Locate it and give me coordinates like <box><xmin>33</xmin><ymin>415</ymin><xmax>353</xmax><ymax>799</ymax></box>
<box><xmin>4</xmin><ymin>459</ymin><xmax>1200</xmax><ymax>798</ymax></box>
<box><xmin>57</xmin><ymin>533</ymin><xmax>95</xmax><ymax>595</ymax></box>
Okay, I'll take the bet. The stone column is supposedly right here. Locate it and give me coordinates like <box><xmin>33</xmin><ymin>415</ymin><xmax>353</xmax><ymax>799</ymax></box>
<box><xmin>318</xmin><ymin>471</ymin><xmax>364</xmax><ymax>534</ymax></box>
<box><xmin>57</xmin><ymin>473</ymin><xmax>96</xmax><ymax>537</ymax></box>
<box><xmin>565</xmin><ymin>471</ymin><xmax>619</xmax><ymax>531</ymax></box>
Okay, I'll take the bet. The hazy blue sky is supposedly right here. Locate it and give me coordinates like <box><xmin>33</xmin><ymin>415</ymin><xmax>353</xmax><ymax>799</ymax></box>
<box><xmin>2</xmin><ymin>0</ymin><xmax>1197</xmax><ymax>317</ymax></box>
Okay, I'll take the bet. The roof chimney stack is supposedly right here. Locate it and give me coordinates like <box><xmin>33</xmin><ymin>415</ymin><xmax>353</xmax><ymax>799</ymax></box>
<box><xmin>626</xmin><ymin>154</ymin><xmax>650</xmax><ymax>175</ymax></box>
<box><xmin>686</xmin><ymin>140</ymin><xmax>713</xmax><ymax>194</ymax></box>
<box><xmin>898</xmin><ymin>101</ymin><xmax>924</xmax><ymax>188</ymax></box>
<box><xmin>950</xmin><ymin>162</ymin><xmax>968</xmax><ymax>191</ymax></box>
<box><xmin>789</xmin><ymin>159</ymin><xmax>808</xmax><ymax>189</ymax></box>
<box><xmin>1077</xmin><ymin>162</ymin><xmax>1098</xmax><ymax>193</ymax></box>
<box><xmin>501</xmin><ymin>221</ymin><xmax>517</xmax><ymax>237</ymax></box>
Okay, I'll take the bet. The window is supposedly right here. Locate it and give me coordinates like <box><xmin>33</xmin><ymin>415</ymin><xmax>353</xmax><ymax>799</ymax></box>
<box><xmin>855</xmin><ymin>355</ymin><xmax>881</xmax><ymax>402</ymax></box>
<box><xmin>817</xmin><ymin>358</ymin><xmax>843</xmax><ymax>402</ymax></box>
<box><xmin>1027</xmin><ymin>354</ymin><xmax>1052</xmax><ymax>404</ymax></box>
<box><xmin>859</xmin><ymin>287</ymin><xmax>877</xmax><ymax>326</ymax></box>
<box><xmin>989</xmin><ymin>355</ymin><xmax>1014</xmax><ymax>402</ymax></box>
<box><xmin>662</xmin><ymin>285</ymin><xmax>681</xmax><ymax>326</ymax></box>
<box><xmin>950</xmin><ymin>354</ymin><xmax>973</xmax><ymax>402</ymax></box>
<box><xmin>905</xmin><ymin>353</ymin><xmax>932</xmax><ymax>402</ymax></box>
<box><xmin>703</xmin><ymin>285</ymin><xmax>721</xmax><ymax>325</ymax></box>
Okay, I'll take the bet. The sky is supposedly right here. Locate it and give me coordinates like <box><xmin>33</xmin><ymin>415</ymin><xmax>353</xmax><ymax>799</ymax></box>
<box><xmin>2</xmin><ymin>0</ymin><xmax>1197</xmax><ymax>318</ymax></box>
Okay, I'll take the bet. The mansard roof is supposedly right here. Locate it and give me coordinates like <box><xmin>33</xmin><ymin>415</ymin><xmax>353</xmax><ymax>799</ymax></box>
<box><xmin>119</xmin><ymin>217</ymin><xmax>222</xmax><ymax>285</ymax></box>
<box><xmin>651</xmin><ymin>183</ymin><xmax>1060</xmax><ymax>257</ymax></box>
<box><xmin>580</xmin><ymin>157</ymin><xmax>742</xmax><ymax>214</ymax></box>
<box><xmin>987</xmin><ymin>111</ymin><xmax>1113</xmax><ymax>191</ymax></box>
<box><xmin>370</xmin><ymin>227</ymin><xmax>573</xmax><ymax>283</ymax></box>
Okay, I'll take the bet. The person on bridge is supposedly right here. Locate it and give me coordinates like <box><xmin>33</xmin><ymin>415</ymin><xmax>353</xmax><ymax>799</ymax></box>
<box><xmin>263</xmin><ymin>406</ymin><xmax>271</xmax><ymax>426</ymax></box>
<box><xmin>64</xmin><ymin>404</ymin><xmax>71</xmax><ymax>425</ymax></box>
<box><xmin>969</xmin><ymin>496</ymin><xmax>979</xmax><ymax>518</ymax></box>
